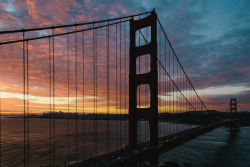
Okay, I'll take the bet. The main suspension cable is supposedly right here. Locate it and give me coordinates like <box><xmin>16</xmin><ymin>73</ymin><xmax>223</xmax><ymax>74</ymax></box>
<box><xmin>156</xmin><ymin>17</ymin><xmax>207</xmax><ymax>110</ymax></box>
<box><xmin>0</xmin><ymin>11</ymin><xmax>151</xmax><ymax>34</ymax></box>
<box><xmin>0</xmin><ymin>19</ymin><xmax>130</xmax><ymax>46</ymax></box>
<box><xmin>138</xmin><ymin>30</ymin><xmax>197</xmax><ymax>111</ymax></box>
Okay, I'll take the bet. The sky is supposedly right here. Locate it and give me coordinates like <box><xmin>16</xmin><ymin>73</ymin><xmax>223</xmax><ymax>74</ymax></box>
<box><xmin>0</xmin><ymin>0</ymin><xmax>250</xmax><ymax>114</ymax></box>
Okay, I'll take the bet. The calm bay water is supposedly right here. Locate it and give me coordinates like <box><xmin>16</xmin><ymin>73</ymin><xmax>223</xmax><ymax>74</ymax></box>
<box><xmin>1</xmin><ymin>118</ymin><xmax>189</xmax><ymax>166</ymax></box>
<box><xmin>1</xmin><ymin>118</ymin><xmax>249</xmax><ymax>166</ymax></box>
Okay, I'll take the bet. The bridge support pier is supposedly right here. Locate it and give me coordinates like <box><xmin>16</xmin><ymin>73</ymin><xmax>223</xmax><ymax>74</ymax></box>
<box><xmin>129</xmin><ymin>10</ymin><xmax>158</xmax><ymax>148</ymax></box>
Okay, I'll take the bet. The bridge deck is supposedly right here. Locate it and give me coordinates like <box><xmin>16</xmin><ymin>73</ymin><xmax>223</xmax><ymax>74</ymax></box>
<box><xmin>72</xmin><ymin>120</ymin><xmax>230</xmax><ymax>167</ymax></box>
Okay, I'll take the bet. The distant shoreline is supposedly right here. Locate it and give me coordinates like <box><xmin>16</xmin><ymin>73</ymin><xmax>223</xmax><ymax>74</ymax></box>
<box><xmin>5</xmin><ymin>111</ymin><xmax>250</xmax><ymax>126</ymax></box>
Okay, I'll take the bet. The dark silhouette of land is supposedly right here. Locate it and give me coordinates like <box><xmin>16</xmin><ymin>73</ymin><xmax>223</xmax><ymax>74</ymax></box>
<box><xmin>7</xmin><ymin>110</ymin><xmax>250</xmax><ymax>126</ymax></box>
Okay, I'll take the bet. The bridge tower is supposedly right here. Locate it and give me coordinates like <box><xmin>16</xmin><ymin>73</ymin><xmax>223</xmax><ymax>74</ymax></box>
<box><xmin>129</xmin><ymin>10</ymin><xmax>158</xmax><ymax>148</ymax></box>
<box><xmin>230</xmin><ymin>98</ymin><xmax>237</xmax><ymax>115</ymax></box>
<box><xmin>230</xmin><ymin>98</ymin><xmax>240</xmax><ymax>132</ymax></box>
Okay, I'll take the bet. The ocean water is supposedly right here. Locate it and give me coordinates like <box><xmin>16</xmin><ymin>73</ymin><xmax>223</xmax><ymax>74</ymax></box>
<box><xmin>159</xmin><ymin>126</ymin><xmax>250</xmax><ymax>167</ymax></box>
<box><xmin>0</xmin><ymin>118</ymin><xmax>249</xmax><ymax>166</ymax></box>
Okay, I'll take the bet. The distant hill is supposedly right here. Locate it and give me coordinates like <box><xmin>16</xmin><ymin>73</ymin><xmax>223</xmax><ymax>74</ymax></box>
<box><xmin>186</xmin><ymin>110</ymin><xmax>221</xmax><ymax>114</ymax></box>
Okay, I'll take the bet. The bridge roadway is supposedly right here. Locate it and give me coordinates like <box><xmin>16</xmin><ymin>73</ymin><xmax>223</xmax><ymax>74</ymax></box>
<box><xmin>72</xmin><ymin>119</ymin><xmax>231</xmax><ymax>167</ymax></box>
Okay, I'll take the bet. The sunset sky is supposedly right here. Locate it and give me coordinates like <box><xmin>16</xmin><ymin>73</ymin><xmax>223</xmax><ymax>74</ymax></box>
<box><xmin>0</xmin><ymin>0</ymin><xmax>249</xmax><ymax>114</ymax></box>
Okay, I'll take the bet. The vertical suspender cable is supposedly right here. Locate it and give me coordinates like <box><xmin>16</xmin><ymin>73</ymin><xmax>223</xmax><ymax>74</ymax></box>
<box><xmin>115</xmin><ymin>24</ymin><xmax>118</xmax><ymax>150</ymax></box>
<box><xmin>74</xmin><ymin>26</ymin><xmax>78</xmax><ymax>162</ymax></box>
<box><xmin>92</xmin><ymin>24</ymin><xmax>96</xmax><ymax>158</ymax></box>
<box><xmin>162</xmin><ymin>29</ymin><xmax>164</xmax><ymax>137</ymax></box>
<box><xmin>96</xmin><ymin>27</ymin><xmax>98</xmax><ymax>157</ymax></box>
<box><xmin>183</xmin><ymin>70</ymin><xmax>185</xmax><ymax>129</ymax></box>
<box><xmin>119</xmin><ymin>20</ymin><xmax>122</xmax><ymax>147</ymax></box>
<box><xmin>188</xmin><ymin>81</ymin><xmax>190</xmax><ymax>128</ymax></box>
<box><xmin>162</xmin><ymin>31</ymin><xmax>164</xmax><ymax>136</ymax></box>
<box><xmin>49</xmin><ymin>37</ymin><xmax>52</xmax><ymax>167</ymax></box>
<box><xmin>165</xmin><ymin>39</ymin><xmax>167</xmax><ymax>136</ymax></box>
<box><xmin>52</xmin><ymin>29</ymin><xmax>56</xmax><ymax>166</ymax></box>
<box><xmin>183</xmin><ymin>70</ymin><xmax>185</xmax><ymax>130</ymax></box>
<box><xmin>192</xmin><ymin>87</ymin><xmax>193</xmax><ymax>127</ymax></box>
<box><xmin>180</xmin><ymin>66</ymin><xmax>182</xmax><ymax>131</ymax></box>
<box><xmin>95</xmin><ymin>26</ymin><xmax>98</xmax><ymax>157</ymax></box>
<box><xmin>194</xmin><ymin>92</ymin><xmax>195</xmax><ymax>113</ymax></box>
<box><xmin>186</xmin><ymin>75</ymin><xmax>188</xmax><ymax>129</ymax></box>
<box><xmin>184</xmin><ymin>72</ymin><xmax>185</xmax><ymax>129</ymax></box>
<box><xmin>164</xmin><ymin>37</ymin><xmax>167</xmax><ymax>137</ymax></box>
<box><xmin>82</xmin><ymin>31</ymin><xmax>85</xmax><ymax>160</ymax></box>
<box><xmin>138</xmin><ymin>15</ymin><xmax>141</xmax><ymax>143</ymax></box>
<box><xmin>124</xmin><ymin>22</ymin><xmax>127</xmax><ymax>145</ymax></box>
<box><xmin>22</xmin><ymin>32</ymin><xmax>26</xmax><ymax>167</ymax></box>
<box><xmin>92</xmin><ymin>24</ymin><xmax>95</xmax><ymax>158</ymax></box>
<box><xmin>0</xmin><ymin>81</ymin><xmax>1</xmax><ymax>167</ymax></box>
<box><xmin>144</xmin><ymin>28</ymin><xmax>147</xmax><ymax>139</ymax></box>
<box><xmin>180</xmin><ymin>61</ymin><xmax>182</xmax><ymax>130</ymax></box>
<box><xmin>172</xmin><ymin>48</ymin><xmax>174</xmax><ymax>134</ymax></box>
<box><xmin>189</xmin><ymin>84</ymin><xmax>191</xmax><ymax>129</ymax></box>
<box><xmin>26</xmin><ymin>41</ymin><xmax>29</xmax><ymax>167</ymax></box>
<box><xmin>145</xmin><ymin>27</ymin><xmax>148</xmax><ymax>140</ymax></box>
<box><xmin>177</xmin><ymin>56</ymin><xmax>178</xmax><ymax>132</ymax></box>
<box><xmin>188</xmin><ymin>79</ymin><xmax>190</xmax><ymax>129</ymax></box>
<box><xmin>188</xmin><ymin>78</ymin><xmax>192</xmax><ymax>128</ymax></box>
<box><xmin>163</xmin><ymin>31</ymin><xmax>165</xmax><ymax>136</ymax></box>
<box><xmin>160</xmin><ymin>30</ymin><xmax>164</xmax><ymax>137</ymax></box>
<box><xmin>159</xmin><ymin>29</ymin><xmax>161</xmax><ymax>137</ymax></box>
<box><xmin>67</xmin><ymin>34</ymin><xmax>70</xmax><ymax>164</ymax></box>
<box><xmin>184</xmin><ymin>71</ymin><xmax>185</xmax><ymax>130</ymax></box>
<box><xmin>106</xmin><ymin>22</ymin><xmax>110</xmax><ymax>153</ymax></box>
<box><xmin>168</xmin><ymin>45</ymin><xmax>170</xmax><ymax>135</ymax></box>
<box><xmin>93</xmin><ymin>24</ymin><xmax>98</xmax><ymax>157</ymax></box>
<box><xmin>0</xmin><ymin>77</ymin><xmax>1</xmax><ymax>167</ymax></box>
<box><xmin>186</xmin><ymin>73</ymin><xmax>187</xmax><ymax>129</ymax></box>
<box><xmin>191</xmin><ymin>85</ymin><xmax>193</xmax><ymax>128</ymax></box>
